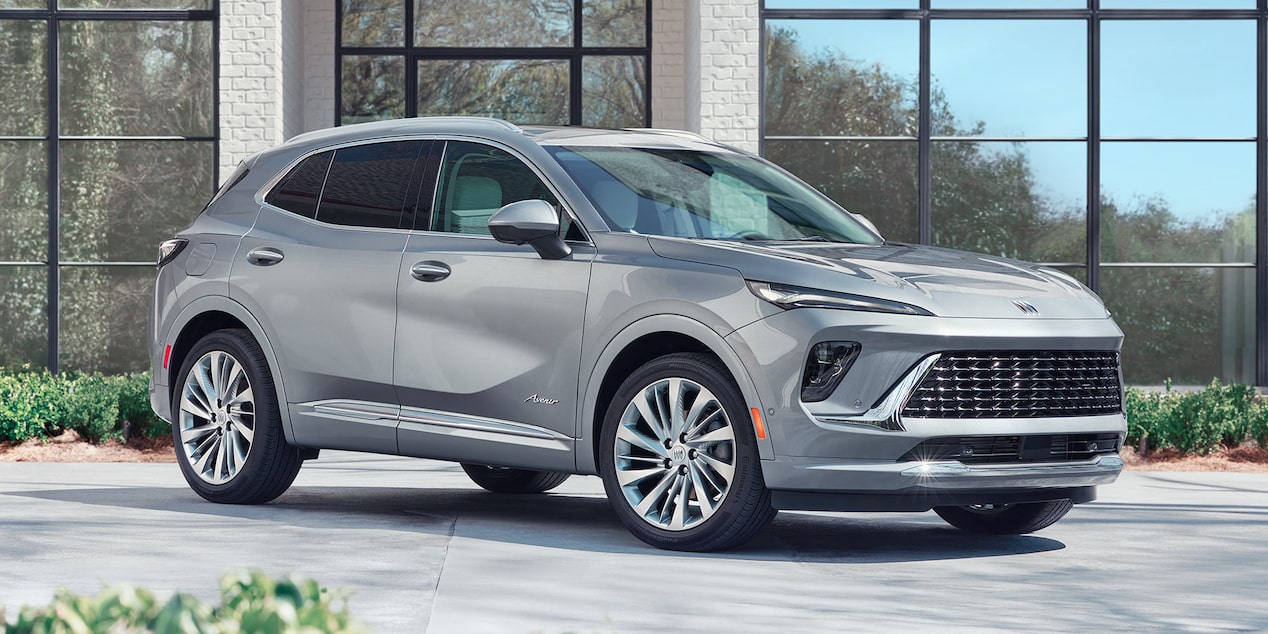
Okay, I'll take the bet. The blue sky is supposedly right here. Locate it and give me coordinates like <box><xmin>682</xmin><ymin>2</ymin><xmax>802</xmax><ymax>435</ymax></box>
<box><xmin>772</xmin><ymin>17</ymin><xmax>1259</xmax><ymax>222</ymax></box>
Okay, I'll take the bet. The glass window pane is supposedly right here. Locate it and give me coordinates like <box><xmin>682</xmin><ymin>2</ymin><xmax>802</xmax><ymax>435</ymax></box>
<box><xmin>0</xmin><ymin>266</ymin><xmax>46</xmax><ymax>370</ymax></box>
<box><xmin>266</xmin><ymin>151</ymin><xmax>334</xmax><ymax>220</ymax></box>
<box><xmin>433</xmin><ymin>141</ymin><xmax>557</xmax><ymax>234</ymax></box>
<box><xmin>582</xmin><ymin>56</ymin><xmax>646</xmax><ymax>128</ymax></box>
<box><xmin>60</xmin><ymin>141</ymin><xmax>214</xmax><ymax>262</ymax></box>
<box><xmin>0</xmin><ymin>20</ymin><xmax>47</xmax><ymax>136</ymax></box>
<box><xmin>583</xmin><ymin>0</ymin><xmax>645</xmax><ymax>47</ymax></box>
<box><xmin>418</xmin><ymin>59</ymin><xmax>569</xmax><ymax>124</ymax></box>
<box><xmin>318</xmin><ymin>141</ymin><xmax>423</xmax><ymax>229</ymax></box>
<box><xmin>342</xmin><ymin>0</ymin><xmax>405</xmax><ymax>47</ymax></box>
<box><xmin>764</xmin><ymin>139</ymin><xmax>918</xmax><ymax>242</ymax></box>
<box><xmin>1101</xmin><ymin>1</ymin><xmax>1253</xmax><ymax>7</ymax></box>
<box><xmin>60</xmin><ymin>20</ymin><xmax>213</xmax><ymax>137</ymax></box>
<box><xmin>932</xmin><ymin>141</ymin><xmax>1085</xmax><ymax>262</ymax></box>
<box><xmin>765</xmin><ymin>20</ymin><xmax>918</xmax><ymax>137</ymax></box>
<box><xmin>414</xmin><ymin>0</ymin><xmax>572</xmax><ymax>47</ymax></box>
<box><xmin>0</xmin><ymin>141</ymin><xmax>47</xmax><ymax>262</ymax></box>
<box><xmin>0</xmin><ymin>1</ymin><xmax>46</xmax><ymax>7</ymax></box>
<box><xmin>931</xmin><ymin>21</ymin><xmax>1085</xmax><ymax>137</ymax></box>
<box><xmin>1101</xmin><ymin>142</ymin><xmax>1255</xmax><ymax>264</ymax></box>
<box><xmin>60</xmin><ymin>266</ymin><xmax>152</xmax><ymax>374</ymax></box>
<box><xmin>765</xmin><ymin>1</ymin><xmax>917</xmax><ymax>7</ymax></box>
<box><xmin>1101</xmin><ymin>267</ymin><xmax>1254</xmax><ymax>385</ymax></box>
<box><xmin>933</xmin><ymin>0</ymin><xmax>1084</xmax><ymax>5</ymax></box>
<box><xmin>341</xmin><ymin>55</ymin><xmax>406</xmax><ymax>124</ymax></box>
<box><xmin>60</xmin><ymin>0</ymin><xmax>212</xmax><ymax>8</ymax></box>
<box><xmin>1102</xmin><ymin>21</ymin><xmax>1255</xmax><ymax>137</ymax></box>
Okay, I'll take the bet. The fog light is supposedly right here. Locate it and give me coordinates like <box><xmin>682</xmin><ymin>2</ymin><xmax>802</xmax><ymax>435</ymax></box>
<box><xmin>801</xmin><ymin>341</ymin><xmax>861</xmax><ymax>402</ymax></box>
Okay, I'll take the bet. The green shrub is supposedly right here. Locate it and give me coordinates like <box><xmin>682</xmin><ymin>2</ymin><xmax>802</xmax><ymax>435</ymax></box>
<box><xmin>1126</xmin><ymin>379</ymin><xmax>1264</xmax><ymax>455</ymax></box>
<box><xmin>3</xmin><ymin>571</ymin><xmax>364</xmax><ymax>634</ymax></box>
<box><xmin>0</xmin><ymin>372</ymin><xmax>63</xmax><ymax>443</ymax></box>
<box><xmin>113</xmin><ymin>372</ymin><xmax>169</xmax><ymax>439</ymax></box>
<box><xmin>58</xmin><ymin>375</ymin><xmax>121</xmax><ymax>444</ymax></box>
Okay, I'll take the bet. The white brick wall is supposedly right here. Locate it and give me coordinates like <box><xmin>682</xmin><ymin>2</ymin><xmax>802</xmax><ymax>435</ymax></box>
<box><xmin>302</xmin><ymin>2</ymin><xmax>336</xmax><ymax>134</ymax></box>
<box><xmin>281</xmin><ymin>0</ymin><xmax>305</xmax><ymax>140</ymax></box>
<box><xmin>219</xmin><ymin>0</ymin><xmax>285</xmax><ymax>181</ymax></box>
<box><xmin>651</xmin><ymin>0</ymin><xmax>687</xmax><ymax>130</ymax></box>
<box><xmin>692</xmin><ymin>0</ymin><xmax>760</xmax><ymax>152</ymax></box>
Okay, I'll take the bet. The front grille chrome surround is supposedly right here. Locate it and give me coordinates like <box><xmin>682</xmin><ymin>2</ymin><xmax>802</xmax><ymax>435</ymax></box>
<box><xmin>901</xmin><ymin>351</ymin><xmax>1123</xmax><ymax>419</ymax></box>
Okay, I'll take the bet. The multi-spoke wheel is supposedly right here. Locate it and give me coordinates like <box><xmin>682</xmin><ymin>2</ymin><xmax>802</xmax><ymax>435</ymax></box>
<box><xmin>934</xmin><ymin>499</ymin><xmax>1074</xmax><ymax>535</ymax></box>
<box><xmin>172</xmin><ymin>329</ymin><xmax>302</xmax><ymax>504</ymax></box>
<box><xmin>599</xmin><ymin>353</ymin><xmax>775</xmax><ymax>551</ymax></box>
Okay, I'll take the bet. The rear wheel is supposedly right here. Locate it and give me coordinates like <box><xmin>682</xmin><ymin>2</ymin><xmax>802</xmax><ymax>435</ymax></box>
<box><xmin>460</xmin><ymin>464</ymin><xmax>571</xmax><ymax>493</ymax></box>
<box><xmin>599</xmin><ymin>353</ymin><xmax>775</xmax><ymax>551</ymax></box>
<box><xmin>172</xmin><ymin>329</ymin><xmax>302</xmax><ymax>504</ymax></box>
<box><xmin>934</xmin><ymin>499</ymin><xmax>1074</xmax><ymax>535</ymax></box>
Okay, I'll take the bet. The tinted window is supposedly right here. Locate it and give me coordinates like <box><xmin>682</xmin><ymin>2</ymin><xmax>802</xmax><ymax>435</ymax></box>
<box><xmin>265</xmin><ymin>151</ymin><xmax>332</xmax><ymax>219</ymax></box>
<box><xmin>433</xmin><ymin>141</ymin><xmax>567</xmax><ymax>236</ymax></box>
<box><xmin>317</xmin><ymin>141</ymin><xmax>424</xmax><ymax>228</ymax></box>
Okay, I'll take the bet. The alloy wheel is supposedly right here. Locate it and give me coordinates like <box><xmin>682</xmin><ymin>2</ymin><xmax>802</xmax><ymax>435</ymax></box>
<box><xmin>179</xmin><ymin>350</ymin><xmax>256</xmax><ymax>484</ymax></box>
<box><xmin>612</xmin><ymin>377</ymin><xmax>736</xmax><ymax>531</ymax></box>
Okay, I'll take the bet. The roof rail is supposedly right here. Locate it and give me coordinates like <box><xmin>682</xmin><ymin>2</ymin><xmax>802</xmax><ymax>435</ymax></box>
<box><xmin>432</xmin><ymin>116</ymin><xmax>522</xmax><ymax>133</ymax></box>
<box><xmin>628</xmin><ymin>128</ymin><xmax>714</xmax><ymax>143</ymax></box>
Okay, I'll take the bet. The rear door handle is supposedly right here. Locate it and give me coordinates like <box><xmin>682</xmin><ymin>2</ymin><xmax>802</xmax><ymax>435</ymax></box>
<box><xmin>247</xmin><ymin>247</ymin><xmax>284</xmax><ymax>266</ymax></box>
<box><xmin>410</xmin><ymin>261</ymin><xmax>451</xmax><ymax>282</ymax></box>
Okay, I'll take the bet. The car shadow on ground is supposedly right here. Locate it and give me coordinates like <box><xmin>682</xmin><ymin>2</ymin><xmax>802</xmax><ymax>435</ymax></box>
<box><xmin>5</xmin><ymin>484</ymin><xmax>1069</xmax><ymax>563</ymax></box>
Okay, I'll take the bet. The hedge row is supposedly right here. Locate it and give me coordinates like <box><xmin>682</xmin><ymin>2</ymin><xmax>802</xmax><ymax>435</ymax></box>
<box><xmin>0</xmin><ymin>367</ymin><xmax>168</xmax><ymax>445</ymax></box>
<box><xmin>1126</xmin><ymin>380</ymin><xmax>1268</xmax><ymax>455</ymax></box>
<box><xmin>2</xmin><ymin>570</ymin><xmax>364</xmax><ymax>634</ymax></box>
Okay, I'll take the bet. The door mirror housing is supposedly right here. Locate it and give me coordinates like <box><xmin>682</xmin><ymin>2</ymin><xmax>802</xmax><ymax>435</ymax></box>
<box><xmin>488</xmin><ymin>199</ymin><xmax>571</xmax><ymax>260</ymax></box>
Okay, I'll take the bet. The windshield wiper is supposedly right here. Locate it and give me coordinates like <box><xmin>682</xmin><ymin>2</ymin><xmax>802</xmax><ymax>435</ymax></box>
<box><xmin>791</xmin><ymin>235</ymin><xmax>832</xmax><ymax>242</ymax></box>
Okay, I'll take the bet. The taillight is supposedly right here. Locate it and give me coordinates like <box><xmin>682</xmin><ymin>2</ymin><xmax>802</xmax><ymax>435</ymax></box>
<box><xmin>156</xmin><ymin>239</ymin><xmax>188</xmax><ymax>269</ymax></box>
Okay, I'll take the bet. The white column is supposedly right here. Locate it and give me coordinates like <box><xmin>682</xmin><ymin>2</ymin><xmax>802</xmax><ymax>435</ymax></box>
<box><xmin>218</xmin><ymin>0</ymin><xmax>285</xmax><ymax>181</ymax></box>
<box><xmin>689</xmin><ymin>0</ymin><xmax>761</xmax><ymax>152</ymax></box>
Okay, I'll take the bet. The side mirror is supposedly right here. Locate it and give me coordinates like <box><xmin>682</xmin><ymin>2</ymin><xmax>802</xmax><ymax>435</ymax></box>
<box><xmin>488</xmin><ymin>199</ymin><xmax>571</xmax><ymax>260</ymax></box>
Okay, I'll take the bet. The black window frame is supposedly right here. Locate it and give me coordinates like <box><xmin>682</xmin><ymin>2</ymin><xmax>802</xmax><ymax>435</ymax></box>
<box><xmin>335</xmin><ymin>0</ymin><xmax>653</xmax><ymax>127</ymax></box>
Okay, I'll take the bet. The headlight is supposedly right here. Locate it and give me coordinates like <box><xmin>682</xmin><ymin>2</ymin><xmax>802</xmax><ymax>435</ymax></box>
<box><xmin>747</xmin><ymin>281</ymin><xmax>933</xmax><ymax>316</ymax></box>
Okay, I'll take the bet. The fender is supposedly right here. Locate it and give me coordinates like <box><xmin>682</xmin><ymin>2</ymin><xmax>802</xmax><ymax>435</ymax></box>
<box><xmin>575</xmin><ymin>313</ymin><xmax>774</xmax><ymax>475</ymax></box>
<box><xmin>160</xmin><ymin>294</ymin><xmax>298</xmax><ymax>445</ymax></box>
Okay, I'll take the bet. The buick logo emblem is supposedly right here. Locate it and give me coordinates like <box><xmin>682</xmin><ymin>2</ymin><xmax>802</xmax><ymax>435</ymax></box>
<box><xmin>1013</xmin><ymin>300</ymin><xmax>1040</xmax><ymax>316</ymax></box>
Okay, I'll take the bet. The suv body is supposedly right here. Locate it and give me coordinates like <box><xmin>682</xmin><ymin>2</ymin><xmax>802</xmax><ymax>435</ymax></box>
<box><xmin>151</xmin><ymin>117</ymin><xmax>1125</xmax><ymax>551</ymax></box>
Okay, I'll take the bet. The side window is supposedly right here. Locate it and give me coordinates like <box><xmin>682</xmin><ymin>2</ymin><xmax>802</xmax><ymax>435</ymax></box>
<box><xmin>433</xmin><ymin>141</ymin><xmax>578</xmax><ymax>238</ymax></box>
<box><xmin>316</xmin><ymin>141</ymin><xmax>424</xmax><ymax>229</ymax></box>
<box><xmin>264</xmin><ymin>151</ymin><xmax>332</xmax><ymax>219</ymax></box>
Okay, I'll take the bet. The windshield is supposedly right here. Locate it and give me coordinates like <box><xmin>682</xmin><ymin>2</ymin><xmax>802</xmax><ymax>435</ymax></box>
<box><xmin>546</xmin><ymin>145</ymin><xmax>881</xmax><ymax>244</ymax></box>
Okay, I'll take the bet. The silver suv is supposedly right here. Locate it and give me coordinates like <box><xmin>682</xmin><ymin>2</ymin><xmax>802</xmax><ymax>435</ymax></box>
<box><xmin>151</xmin><ymin>117</ymin><xmax>1125</xmax><ymax>551</ymax></box>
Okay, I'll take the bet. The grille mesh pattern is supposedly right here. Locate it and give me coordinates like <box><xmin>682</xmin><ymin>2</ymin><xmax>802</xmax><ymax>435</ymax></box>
<box><xmin>901</xmin><ymin>351</ymin><xmax>1122</xmax><ymax>419</ymax></box>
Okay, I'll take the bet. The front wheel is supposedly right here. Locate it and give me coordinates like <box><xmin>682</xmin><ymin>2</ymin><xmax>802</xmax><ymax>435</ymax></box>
<box><xmin>934</xmin><ymin>499</ymin><xmax>1074</xmax><ymax>535</ymax></box>
<box><xmin>460</xmin><ymin>464</ymin><xmax>571</xmax><ymax>493</ymax></box>
<box><xmin>172</xmin><ymin>329</ymin><xmax>302</xmax><ymax>504</ymax></box>
<box><xmin>599</xmin><ymin>353</ymin><xmax>776</xmax><ymax>551</ymax></box>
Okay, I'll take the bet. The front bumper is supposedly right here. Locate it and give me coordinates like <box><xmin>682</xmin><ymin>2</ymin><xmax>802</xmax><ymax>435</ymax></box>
<box><xmin>726</xmin><ymin>308</ymin><xmax>1127</xmax><ymax>506</ymax></box>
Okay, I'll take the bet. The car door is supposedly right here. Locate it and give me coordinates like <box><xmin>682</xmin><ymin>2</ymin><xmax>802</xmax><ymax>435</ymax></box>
<box><xmin>393</xmin><ymin>139</ymin><xmax>594</xmax><ymax>471</ymax></box>
<box><xmin>233</xmin><ymin>139</ymin><xmax>432</xmax><ymax>453</ymax></box>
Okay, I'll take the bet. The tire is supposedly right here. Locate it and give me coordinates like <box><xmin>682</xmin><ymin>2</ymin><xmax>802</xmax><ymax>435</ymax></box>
<box><xmin>934</xmin><ymin>499</ymin><xmax>1074</xmax><ymax>535</ymax></box>
<box><xmin>598</xmin><ymin>352</ymin><xmax>776</xmax><ymax>552</ymax></box>
<box><xmin>460</xmin><ymin>464</ymin><xmax>571</xmax><ymax>493</ymax></box>
<box><xmin>172</xmin><ymin>329</ymin><xmax>302</xmax><ymax>504</ymax></box>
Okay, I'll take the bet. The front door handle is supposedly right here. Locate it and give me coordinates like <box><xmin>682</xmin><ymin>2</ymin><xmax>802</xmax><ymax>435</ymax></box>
<box><xmin>247</xmin><ymin>247</ymin><xmax>284</xmax><ymax>266</ymax></box>
<box><xmin>410</xmin><ymin>261</ymin><xmax>451</xmax><ymax>282</ymax></box>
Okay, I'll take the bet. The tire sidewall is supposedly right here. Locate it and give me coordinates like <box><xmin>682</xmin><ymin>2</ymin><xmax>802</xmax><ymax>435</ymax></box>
<box><xmin>599</xmin><ymin>353</ymin><xmax>767</xmax><ymax>550</ymax></box>
<box><xmin>172</xmin><ymin>330</ymin><xmax>285</xmax><ymax>502</ymax></box>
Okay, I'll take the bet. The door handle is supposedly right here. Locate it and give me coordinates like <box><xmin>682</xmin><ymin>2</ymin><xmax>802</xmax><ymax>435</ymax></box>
<box><xmin>247</xmin><ymin>247</ymin><xmax>284</xmax><ymax>266</ymax></box>
<box><xmin>410</xmin><ymin>261</ymin><xmax>451</xmax><ymax>282</ymax></box>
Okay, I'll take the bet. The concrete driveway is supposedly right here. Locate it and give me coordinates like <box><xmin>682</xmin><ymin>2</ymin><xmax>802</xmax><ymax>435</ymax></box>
<box><xmin>2</xmin><ymin>452</ymin><xmax>1265</xmax><ymax>633</ymax></box>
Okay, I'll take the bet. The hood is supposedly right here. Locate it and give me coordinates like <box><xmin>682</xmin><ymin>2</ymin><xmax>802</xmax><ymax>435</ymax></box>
<box><xmin>646</xmin><ymin>238</ymin><xmax>1111</xmax><ymax>320</ymax></box>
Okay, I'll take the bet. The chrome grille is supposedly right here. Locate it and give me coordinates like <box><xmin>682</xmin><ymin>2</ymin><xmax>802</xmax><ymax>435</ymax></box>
<box><xmin>901</xmin><ymin>351</ymin><xmax>1122</xmax><ymax>419</ymax></box>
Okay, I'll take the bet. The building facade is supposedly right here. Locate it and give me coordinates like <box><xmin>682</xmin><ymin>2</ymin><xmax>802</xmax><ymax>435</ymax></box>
<box><xmin>0</xmin><ymin>0</ymin><xmax>1264</xmax><ymax>388</ymax></box>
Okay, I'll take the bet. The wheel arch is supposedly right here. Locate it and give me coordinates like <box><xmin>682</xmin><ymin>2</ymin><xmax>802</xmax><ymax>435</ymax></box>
<box><xmin>161</xmin><ymin>296</ymin><xmax>297</xmax><ymax>444</ymax></box>
<box><xmin>577</xmin><ymin>314</ymin><xmax>772</xmax><ymax>475</ymax></box>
